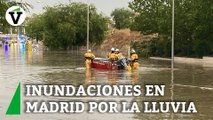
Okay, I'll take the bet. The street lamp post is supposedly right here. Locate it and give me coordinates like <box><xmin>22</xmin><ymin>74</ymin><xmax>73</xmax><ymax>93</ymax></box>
<box><xmin>86</xmin><ymin>0</ymin><xmax>89</xmax><ymax>51</ymax></box>
<box><xmin>171</xmin><ymin>0</ymin><xmax>175</xmax><ymax>70</ymax></box>
<box><xmin>171</xmin><ymin>3</ymin><xmax>175</xmax><ymax>119</ymax></box>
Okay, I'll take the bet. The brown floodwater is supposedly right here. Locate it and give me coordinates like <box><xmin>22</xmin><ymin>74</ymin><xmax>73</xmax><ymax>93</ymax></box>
<box><xmin>0</xmin><ymin>44</ymin><xmax>213</xmax><ymax>120</ymax></box>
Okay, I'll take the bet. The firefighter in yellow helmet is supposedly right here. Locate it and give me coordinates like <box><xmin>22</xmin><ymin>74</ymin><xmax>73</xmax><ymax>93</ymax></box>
<box><xmin>115</xmin><ymin>49</ymin><xmax>124</xmax><ymax>60</ymax></box>
<box><xmin>84</xmin><ymin>49</ymin><xmax>95</xmax><ymax>69</ymax></box>
<box><xmin>130</xmin><ymin>49</ymin><xmax>140</xmax><ymax>69</ymax></box>
<box><xmin>107</xmin><ymin>48</ymin><xmax>117</xmax><ymax>62</ymax></box>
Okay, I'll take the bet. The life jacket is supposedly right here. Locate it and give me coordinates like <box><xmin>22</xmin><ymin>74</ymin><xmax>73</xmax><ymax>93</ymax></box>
<box><xmin>132</xmin><ymin>62</ymin><xmax>140</xmax><ymax>70</ymax></box>
<box><xmin>130</xmin><ymin>53</ymin><xmax>139</xmax><ymax>62</ymax></box>
<box><xmin>107</xmin><ymin>52</ymin><xmax>117</xmax><ymax>60</ymax></box>
<box><xmin>116</xmin><ymin>53</ymin><xmax>124</xmax><ymax>59</ymax></box>
<box><xmin>84</xmin><ymin>52</ymin><xmax>95</xmax><ymax>60</ymax></box>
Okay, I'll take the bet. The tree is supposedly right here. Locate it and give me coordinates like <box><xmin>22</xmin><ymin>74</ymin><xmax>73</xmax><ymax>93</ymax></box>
<box><xmin>111</xmin><ymin>8</ymin><xmax>134</xmax><ymax>29</ymax></box>
<box><xmin>0</xmin><ymin>0</ymin><xmax>9</xmax><ymax>32</ymax></box>
<box><xmin>25</xmin><ymin>14</ymin><xmax>45</xmax><ymax>41</ymax></box>
<box><xmin>129</xmin><ymin>0</ymin><xmax>213</xmax><ymax>57</ymax></box>
<box><xmin>26</xmin><ymin>2</ymin><xmax>108</xmax><ymax>49</ymax></box>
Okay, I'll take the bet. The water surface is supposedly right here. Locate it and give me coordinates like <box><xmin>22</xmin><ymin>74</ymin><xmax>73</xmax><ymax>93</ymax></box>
<box><xmin>0</xmin><ymin>44</ymin><xmax>213</xmax><ymax>119</ymax></box>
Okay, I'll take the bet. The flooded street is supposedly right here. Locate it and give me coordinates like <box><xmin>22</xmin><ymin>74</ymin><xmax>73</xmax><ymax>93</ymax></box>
<box><xmin>0</xmin><ymin>44</ymin><xmax>213</xmax><ymax>120</ymax></box>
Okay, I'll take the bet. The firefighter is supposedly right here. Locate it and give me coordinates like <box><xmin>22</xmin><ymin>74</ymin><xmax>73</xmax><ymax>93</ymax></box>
<box><xmin>115</xmin><ymin>49</ymin><xmax>124</xmax><ymax>60</ymax></box>
<box><xmin>130</xmin><ymin>49</ymin><xmax>140</xmax><ymax>70</ymax></box>
<box><xmin>107</xmin><ymin>48</ymin><xmax>117</xmax><ymax>62</ymax></box>
<box><xmin>84</xmin><ymin>49</ymin><xmax>95</xmax><ymax>69</ymax></box>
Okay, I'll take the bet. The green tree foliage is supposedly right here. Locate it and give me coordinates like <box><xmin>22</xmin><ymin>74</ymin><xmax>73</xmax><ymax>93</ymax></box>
<box><xmin>26</xmin><ymin>3</ymin><xmax>108</xmax><ymax>49</ymax></box>
<box><xmin>0</xmin><ymin>0</ymin><xmax>9</xmax><ymax>32</ymax></box>
<box><xmin>129</xmin><ymin>0</ymin><xmax>213</xmax><ymax>57</ymax></box>
<box><xmin>111</xmin><ymin>8</ymin><xmax>134</xmax><ymax>29</ymax></box>
<box><xmin>25</xmin><ymin>14</ymin><xmax>44</xmax><ymax>41</ymax></box>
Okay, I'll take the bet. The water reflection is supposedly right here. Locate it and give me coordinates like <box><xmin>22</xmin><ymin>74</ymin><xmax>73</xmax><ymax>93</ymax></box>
<box><xmin>84</xmin><ymin>70</ymin><xmax>140</xmax><ymax>85</ymax></box>
<box><xmin>3</xmin><ymin>44</ymin><xmax>9</xmax><ymax>63</ymax></box>
<box><xmin>130</xmin><ymin>70</ymin><xmax>139</xmax><ymax>84</ymax></box>
<box><xmin>27</xmin><ymin>50</ymin><xmax>33</xmax><ymax>64</ymax></box>
<box><xmin>108</xmin><ymin>71</ymin><xmax>118</xmax><ymax>85</ymax></box>
<box><xmin>171</xmin><ymin>66</ymin><xmax>174</xmax><ymax>119</ymax></box>
<box><xmin>1</xmin><ymin>43</ymin><xmax>44</xmax><ymax>66</ymax></box>
<box><xmin>1</xmin><ymin>49</ymin><xmax>213</xmax><ymax>119</ymax></box>
<box><xmin>20</xmin><ymin>44</ymin><xmax>25</xmax><ymax>64</ymax></box>
<box><xmin>39</xmin><ymin>68</ymin><xmax>140</xmax><ymax>86</ymax></box>
<box><xmin>85</xmin><ymin>69</ymin><xmax>96</xmax><ymax>85</ymax></box>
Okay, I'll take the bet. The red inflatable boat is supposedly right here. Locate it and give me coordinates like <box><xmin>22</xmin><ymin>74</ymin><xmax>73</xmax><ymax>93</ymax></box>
<box><xmin>91</xmin><ymin>58</ymin><xmax>119</xmax><ymax>70</ymax></box>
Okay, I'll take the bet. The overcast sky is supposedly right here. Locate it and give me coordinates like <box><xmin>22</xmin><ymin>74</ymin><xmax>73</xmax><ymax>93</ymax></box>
<box><xmin>22</xmin><ymin>0</ymin><xmax>132</xmax><ymax>16</ymax></box>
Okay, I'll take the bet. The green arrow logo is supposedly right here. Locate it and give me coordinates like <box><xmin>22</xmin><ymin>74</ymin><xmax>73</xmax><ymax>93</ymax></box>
<box><xmin>6</xmin><ymin>82</ymin><xmax>21</xmax><ymax>115</ymax></box>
